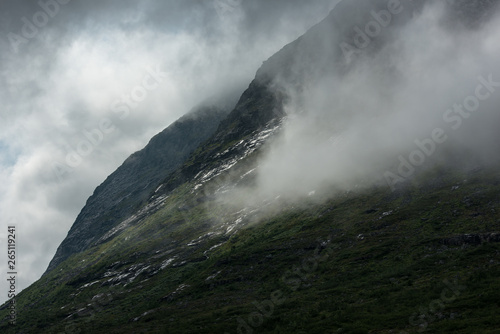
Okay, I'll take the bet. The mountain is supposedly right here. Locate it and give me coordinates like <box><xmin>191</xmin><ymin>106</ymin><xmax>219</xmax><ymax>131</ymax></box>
<box><xmin>45</xmin><ymin>100</ymin><xmax>236</xmax><ymax>274</ymax></box>
<box><xmin>1</xmin><ymin>0</ymin><xmax>499</xmax><ymax>333</ymax></box>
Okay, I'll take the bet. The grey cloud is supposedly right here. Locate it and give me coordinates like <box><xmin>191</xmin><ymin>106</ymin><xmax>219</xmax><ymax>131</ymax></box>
<box><xmin>222</xmin><ymin>0</ymin><xmax>500</xmax><ymax>207</ymax></box>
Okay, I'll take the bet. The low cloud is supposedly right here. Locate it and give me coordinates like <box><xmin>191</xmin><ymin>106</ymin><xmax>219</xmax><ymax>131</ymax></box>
<box><xmin>231</xmin><ymin>1</ymin><xmax>500</xmax><ymax>206</ymax></box>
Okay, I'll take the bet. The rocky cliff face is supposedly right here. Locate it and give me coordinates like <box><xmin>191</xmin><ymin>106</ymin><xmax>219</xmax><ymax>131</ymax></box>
<box><xmin>46</xmin><ymin>104</ymin><xmax>233</xmax><ymax>273</ymax></box>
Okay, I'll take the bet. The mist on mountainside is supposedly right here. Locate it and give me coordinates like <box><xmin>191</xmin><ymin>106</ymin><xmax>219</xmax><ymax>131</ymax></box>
<box><xmin>220</xmin><ymin>0</ymin><xmax>500</xmax><ymax>210</ymax></box>
<box><xmin>0</xmin><ymin>0</ymin><xmax>341</xmax><ymax>293</ymax></box>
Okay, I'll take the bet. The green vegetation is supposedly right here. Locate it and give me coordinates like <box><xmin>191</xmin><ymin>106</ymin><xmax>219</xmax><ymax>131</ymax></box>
<box><xmin>1</xmin><ymin>166</ymin><xmax>499</xmax><ymax>333</ymax></box>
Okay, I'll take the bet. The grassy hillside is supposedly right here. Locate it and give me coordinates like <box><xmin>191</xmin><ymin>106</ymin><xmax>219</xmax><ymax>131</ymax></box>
<box><xmin>1</xmin><ymin>164</ymin><xmax>499</xmax><ymax>334</ymax></box>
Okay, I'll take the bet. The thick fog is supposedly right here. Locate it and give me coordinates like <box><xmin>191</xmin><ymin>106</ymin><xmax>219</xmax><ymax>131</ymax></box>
<box><xmin>230</xmin><ymin>1</ymin><xmax>500</xmax><ymax>207</ymax></box>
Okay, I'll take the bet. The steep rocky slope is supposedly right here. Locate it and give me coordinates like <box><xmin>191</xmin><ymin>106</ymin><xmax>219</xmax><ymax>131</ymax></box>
<box><xmin>46</xmin><ymin>104</ymin><xmax>234</xmax><ymax>273</ymax></box>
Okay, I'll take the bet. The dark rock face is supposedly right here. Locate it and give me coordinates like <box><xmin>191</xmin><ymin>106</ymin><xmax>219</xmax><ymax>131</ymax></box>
<box><xmin>156</xmin><ymin>79</ymin><xmax>286</xmax><ymax>195</ymax></box>
<box><xmin>45</xmin><ymin>106</ymin><xmax>232</xmax><ymax>274</ymax></box>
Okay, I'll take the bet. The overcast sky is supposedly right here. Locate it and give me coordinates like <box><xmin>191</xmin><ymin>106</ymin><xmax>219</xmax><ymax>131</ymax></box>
<box><xmin>0</xmin><ymin>0</ymin><xmax>340</xmax><ymax>297</ymax></box>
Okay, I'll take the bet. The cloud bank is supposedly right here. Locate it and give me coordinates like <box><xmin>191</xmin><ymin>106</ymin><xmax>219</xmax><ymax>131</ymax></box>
<box><xmin>230</xmin><ymin>1</ymin><xmax>500</xmax><ymax>206</ymax></box>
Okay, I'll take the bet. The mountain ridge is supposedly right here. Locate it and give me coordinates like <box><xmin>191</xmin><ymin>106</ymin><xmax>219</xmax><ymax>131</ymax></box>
<box><xmin>45</xmin><ymin>103</ymin><xmax>235</xmax><ymax>273</ymax></box>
